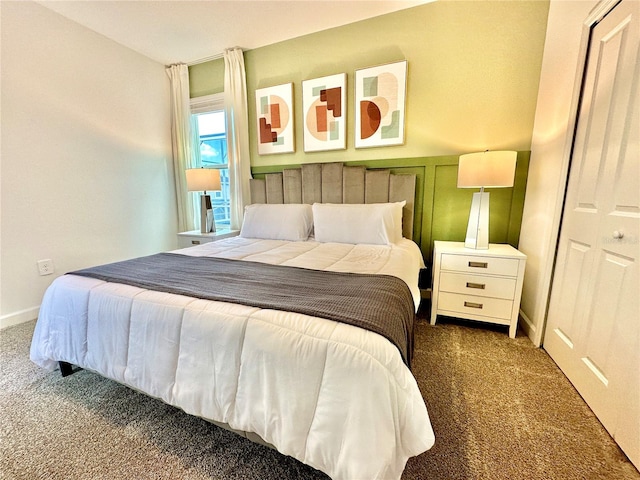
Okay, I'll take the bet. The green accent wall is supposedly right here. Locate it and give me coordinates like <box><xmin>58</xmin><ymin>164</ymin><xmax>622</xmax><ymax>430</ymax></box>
<box><xmin>189</xmin><ymin>59</ymin><xmax>224</xmax><ymax>97</ymax></box>
<box><xmin>251</xmin><ymin>152</ymin><xmax>530</xmax><ymax>263</ymax></box>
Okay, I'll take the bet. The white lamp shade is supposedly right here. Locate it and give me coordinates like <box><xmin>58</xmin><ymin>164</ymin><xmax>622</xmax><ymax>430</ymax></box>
<box><xmin>457</xmin><ymin>151</ymin><xmax>517</xmax><ymax>188</ymax></box>
<box><xmin>186</xmin><ymin>168</ymin><xmax>221</xmax><ymax>192</ymax></box>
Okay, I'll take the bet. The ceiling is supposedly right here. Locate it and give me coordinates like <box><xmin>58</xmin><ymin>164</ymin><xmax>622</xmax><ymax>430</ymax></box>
<box><xmin>35</xmin><ymin>0</ymin><xmax>434</xmax><ymax>65</ymax></box>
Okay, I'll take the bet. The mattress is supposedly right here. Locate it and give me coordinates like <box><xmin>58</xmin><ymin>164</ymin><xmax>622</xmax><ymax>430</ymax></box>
<box><xmin>30</xmin><ymin>237</ymin><xmax>435</xmax><ymax>480</ymax></box>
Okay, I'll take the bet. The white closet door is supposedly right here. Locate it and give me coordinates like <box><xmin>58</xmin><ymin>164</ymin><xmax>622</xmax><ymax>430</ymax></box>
<box><xmin>544</xmin><ymin>0</ymin><xmax>639</xmax><ymax>469</ymax></box>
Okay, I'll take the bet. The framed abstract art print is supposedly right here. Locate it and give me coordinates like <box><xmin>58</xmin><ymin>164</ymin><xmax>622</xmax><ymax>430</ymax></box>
<box><xmin>302</xmin><ymin>73</ymin><xmax>347</xmax><ymax>152</ymax></box>
<box><xmin>355</xmin><ymin>60</ymin><xmax>407</xmax><ymax>148</ymax></box>
<box><xmin>255</xmin><ymin>83</ymin><xmax>295</xmax><ymax>155</ymax></box>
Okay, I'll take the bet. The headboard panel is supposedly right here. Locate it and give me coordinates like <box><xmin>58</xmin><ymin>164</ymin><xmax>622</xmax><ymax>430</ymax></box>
<box><xmin>249</xmin><ymin>162</ymin><xmax>416</xmax><ymax>240</ymax></box>
<box><xmin>342</xmin><ymin>166</ymin><xmax>365</xmax><ymax>203</ymax></box>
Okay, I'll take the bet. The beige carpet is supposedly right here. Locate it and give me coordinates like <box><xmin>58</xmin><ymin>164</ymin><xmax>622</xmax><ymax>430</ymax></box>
<box><xmin>1</xmin><ymin>315</ymin><xmax>638</xmax><ymax>480</ymax></box>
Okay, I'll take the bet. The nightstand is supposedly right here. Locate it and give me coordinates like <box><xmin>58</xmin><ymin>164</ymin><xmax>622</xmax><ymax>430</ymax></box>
<box><xmin>177</xmin><ymin>229</ymin><xmax>240</xmax><ymax>248</ymax></box>
<box><xmin>430</xmin><ymin>241</ymin><xmax>526</xmax><ymax>338</ymax></box>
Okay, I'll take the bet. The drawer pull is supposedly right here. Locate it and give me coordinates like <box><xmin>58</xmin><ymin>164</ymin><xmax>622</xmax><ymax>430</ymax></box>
<box><xmin>466</xmin><ymin>282</ymin><xmax>486</xmax><ymax>290</ymax></box>
<box><xmin>464</xmin><ymin>301</ymin><xmax>484</xmax><ymax>309</ymax></box>
<box><xmin>468</xmin><ymin>261</ymin><xmax>488</xmax><ymax>268</ymax></box>
<box><xmin>191</xmin><ymin>240</ymin><xmax>201</xmax><ymax>245</ymax></box>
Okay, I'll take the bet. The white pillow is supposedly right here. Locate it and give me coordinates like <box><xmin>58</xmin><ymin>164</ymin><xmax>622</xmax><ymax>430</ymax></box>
<box><xmin>240</xmin><ymin>203</ymin><xmax>313</xmax><ymax>241</ymax></box>
<box><xmin>312</xmin><ymin>202</ymin><xmax>405</xmax><ymax>245</ymax></box>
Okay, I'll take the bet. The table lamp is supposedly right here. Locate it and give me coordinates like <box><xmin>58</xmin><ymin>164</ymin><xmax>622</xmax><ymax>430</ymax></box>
<box><xmin>186</xmin><ymin>168</ymin><xmax>221</xmax><ymax>233</ymax></box>
<box><xmin>457</xmin><ymin>150</ymin><xmax>517</xmax><ymax>249</ymax></box>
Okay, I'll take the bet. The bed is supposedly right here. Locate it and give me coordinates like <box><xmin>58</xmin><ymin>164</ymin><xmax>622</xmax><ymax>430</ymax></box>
<box><xmin>30</xmin><ymin>163</ymin><xmax>435</xmax><ymax>480</ymax></box>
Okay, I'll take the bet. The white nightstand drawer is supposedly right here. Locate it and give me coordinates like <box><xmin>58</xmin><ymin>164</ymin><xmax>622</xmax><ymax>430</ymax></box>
<box><xmin>179</xmin><ymin>236</ymin><xmax>207</xmax><ymax>247</ymax></box>
<box><xmin>177</xmin><ymin>229</ymin><xmax>240</xmax><ymax>248</ymax></box>
<box><xmin>441</xmin><ymin>253</ymin><xmax>519</xmax><ymax>277</ymax></box>
<box><xmin>439</xmin><ymin>272</ymin><xmax>516</xmax><ymax>300</ymax></box>
<box><xmin>438</xmin><ymin>292</ymin><xmax>513</xmax><ymax>320</ymax></box>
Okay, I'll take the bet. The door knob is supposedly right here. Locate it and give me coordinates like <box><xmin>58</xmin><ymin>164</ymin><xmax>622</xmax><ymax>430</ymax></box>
<box><xmin>613</xmin><ymin>230</ymin><xmax>624</xmax><ymax>239</ymax></box>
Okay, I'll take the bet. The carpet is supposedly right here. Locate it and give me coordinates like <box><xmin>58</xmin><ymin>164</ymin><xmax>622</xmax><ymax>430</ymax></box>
<box><xmin>1</xmin><ymin>314</ymin><xmax>638</xmax><ymax>480</ymax></box>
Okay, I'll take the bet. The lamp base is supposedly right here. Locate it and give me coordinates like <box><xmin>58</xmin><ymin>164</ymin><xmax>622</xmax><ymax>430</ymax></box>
<box><xmin>200</xmin><ymin>194</ymin><xmax>216</xmax><ymax>234</ymax></box>
<box><xmin>465</xmin><ymin>191</ymin><xmax>489</xmax><ymax>249</ymax></box>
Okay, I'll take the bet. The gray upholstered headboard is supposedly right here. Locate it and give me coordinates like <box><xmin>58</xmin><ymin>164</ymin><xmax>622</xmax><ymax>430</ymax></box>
<box><xmin>249</xmin><ymin>162</ymin><xmax>417</xmax><ymax>240</ymax></box>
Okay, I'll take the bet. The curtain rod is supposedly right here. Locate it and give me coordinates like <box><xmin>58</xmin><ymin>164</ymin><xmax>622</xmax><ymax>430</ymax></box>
<box><xmin>187</xmin><ymin>53</ymin><xmax>223</xmax><ymax>66</ymax></box>
<box><xmin>187</xmin><ymin>47</ymin><xmax>245</xmax><ymax>66</ymax></box>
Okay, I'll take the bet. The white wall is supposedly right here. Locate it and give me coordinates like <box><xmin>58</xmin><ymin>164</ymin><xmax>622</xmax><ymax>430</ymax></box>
<box><xmin>518</xmin><ymin>0</ymin><xmax>598</xmax><ymax>345</ymax></box>
<box><xmin>0</xmin><ymin>1</ymin><xmax>177</xmax><ymax>328</ymax></box>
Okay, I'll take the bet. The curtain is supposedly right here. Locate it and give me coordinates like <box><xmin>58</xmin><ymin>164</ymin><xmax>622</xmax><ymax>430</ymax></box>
<box><xmin>166</xmin><ymin>64</ymin><xmax>197</xmax><ymax>232</ymax></box>
<box><xmin>223</xmin><ymin>48</ymin><xmax>252</xmax><ymax>230</ymax></box>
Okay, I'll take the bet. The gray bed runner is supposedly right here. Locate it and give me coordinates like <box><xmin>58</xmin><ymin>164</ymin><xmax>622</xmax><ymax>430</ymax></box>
<box><xmin>71</xmin><ymin>253</ymin><xmax>416</xmax><ymax>366</ymax></box>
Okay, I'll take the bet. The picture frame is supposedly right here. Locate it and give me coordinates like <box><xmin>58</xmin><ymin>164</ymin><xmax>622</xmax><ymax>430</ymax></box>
<box><xmin>302</xmin><ymin>73</ymin><xmax>347</xmax><ymax>152</ymax></box>
<box><xmin>255</xmin><ymin>83</ymin><xmax>295</xmax><ymax>155</ymax></box>
<box><xmin>354</xmin><ymin>60</ymin><xmax>407</xmax><ymax>148</ymax></box>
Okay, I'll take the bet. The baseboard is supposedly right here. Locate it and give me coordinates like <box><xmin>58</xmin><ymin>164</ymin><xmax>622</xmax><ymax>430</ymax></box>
<box><xmin>519</xmin><ymin>309</ymin><xmax>542</xmax><ymax>347</ymax></box>
<box><xmin>0</xmin><ymin>307</ymin><xmax>39</xmax><ymax>330</ymax></box>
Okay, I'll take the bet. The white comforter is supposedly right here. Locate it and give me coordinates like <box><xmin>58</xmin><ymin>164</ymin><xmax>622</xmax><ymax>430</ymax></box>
<box><xmin>30</xmin><ymin>237</ymin><xmax>435</xmax><ymax>480</ymax></box>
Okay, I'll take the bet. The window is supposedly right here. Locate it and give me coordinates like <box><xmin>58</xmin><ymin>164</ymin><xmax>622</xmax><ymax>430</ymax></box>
<box><xmin>191</xmin><ymin>94</ymin><xmax>230</xmax><ymax>228</ymax></box>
